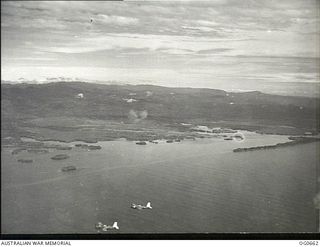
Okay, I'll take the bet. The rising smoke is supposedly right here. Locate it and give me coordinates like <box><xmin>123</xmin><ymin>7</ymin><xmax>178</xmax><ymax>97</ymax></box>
<box><xmin>128</xmin><ymin>110</ymin><xmax>148</xmax><ymax>123</ymax></box>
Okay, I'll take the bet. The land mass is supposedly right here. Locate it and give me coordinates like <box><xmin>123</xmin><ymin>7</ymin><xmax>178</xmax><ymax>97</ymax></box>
<box><xmin>233</xmin><ymin>136</ymin><xmax>320</xmax><ymax>152</ymax></box>
<box><xmin>1</xmin><ymin>81</ymin><xmax>319</xmax><ymax>145</ymax></box>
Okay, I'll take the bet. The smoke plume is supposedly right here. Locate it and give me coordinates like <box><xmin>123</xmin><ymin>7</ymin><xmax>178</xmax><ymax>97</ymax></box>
<box><xmin>128</xmin><ymin>110</ymin><xmax>148</xmax><ymax>123</ymax></box>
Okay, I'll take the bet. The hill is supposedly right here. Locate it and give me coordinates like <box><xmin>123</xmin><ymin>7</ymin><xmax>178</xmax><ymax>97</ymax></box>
<box><xmin>1</xmin><ymin>81</ymin><xmax>319</xmax><ymax>142</ymax></box>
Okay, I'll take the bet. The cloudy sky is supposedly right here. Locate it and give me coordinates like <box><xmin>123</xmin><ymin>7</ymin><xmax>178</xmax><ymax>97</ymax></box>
<box><xmin>1</xmin><ymin>0</ymin><xmax>320</xmax><ymax>96</ymax></box>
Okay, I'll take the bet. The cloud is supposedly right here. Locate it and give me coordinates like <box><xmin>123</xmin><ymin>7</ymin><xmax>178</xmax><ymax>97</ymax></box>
<box><xmin>40</xmin><ymin>32</ymin><xmax>250</xmax><ymax>55</ymax></box>
<box><xmin>156</xmin><ymin>47</ymin><xmax>195</xmax><ymax>55</ymax></box>
<box><xmin>37</xmin><ymin>29</ymin><xmax>319</xmax><ymax>59</ymax></box>
<box><xmin>181</xmin><ymin>25</ymin><xmax>216</xmax><ymax>32</ymax></box>
<box><xmin>96</xmin><ymin>14</ymin><xmax>139</xmax><ymax>26</ymax></box>
<box><xmin>5</xmin><ymin>57</ymin><xmax>58</xmax><ymax>61</ymax></box>
<box><xmin>197</xmin><ymin>48</ymin><xmax>232</xmax><ymax>54</ymax></box>
<box><xmin>1</xmin><ymin>0</ymin><xmax>319</xmax><ymax>97</ymax></box>
<box><xmin>196</xmin><ymin>20</ymin><xmax>220</xmax><ymax>26</ymax></box>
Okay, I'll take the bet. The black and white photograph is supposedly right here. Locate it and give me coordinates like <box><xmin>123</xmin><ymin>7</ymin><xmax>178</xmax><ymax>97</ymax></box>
<box><xmin>1</xmin><ymin>0</ymin><xmax>319</xmax><ymax>237</ymax></box>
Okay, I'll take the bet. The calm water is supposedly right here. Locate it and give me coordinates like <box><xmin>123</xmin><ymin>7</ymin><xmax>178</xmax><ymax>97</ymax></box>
<box><xmin>1</xmin><ymin>132</ymin><xmax>319</xmax><ymax>233</ymax></box>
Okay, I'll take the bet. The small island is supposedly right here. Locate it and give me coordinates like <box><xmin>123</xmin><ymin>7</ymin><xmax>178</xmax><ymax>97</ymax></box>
<box><xmin>224</xmin><ymin>137</ymin><xmax>233</xmax><ymax>140</ymax></box>
<box><xmin>75</xmin><ymin>144</ymin><xmax>102</xmax><ymax>150</ymax></box>
<box><xmin>11</xmin><ymin>148</ymin><xmax>26</xmax><ymax>155</ymax></box>
<box><xmin>51</xmin><ymin>154</ymin><xmax>70</xmax><ymax>160</ymax></box>
<box><xmin>136</xmin><ymin>141</ymin><xmax>147</xmax><ymax>145</ymax></box>
<box><xmin>27</xmin><ymin>149</ymin><xmax>49</xmax><ymax>154</ymax></box>
<box><xmin>56</xmin><ymin>146</ymin><xmax>72</xmax><ymax>150</ymax></box>
<box><xmin>75</xmin><ymin>144</ymin><xmax>88</xmax><ymax>148</ymax></box>
<box><xmin>17</xmin><ymin>159</ymin><xmax>33</xmax><ymax>163</ymax></box>
<box><xmin>88</xmin><ymin>145</ymin><xmax>102</xmax><ymax>150</ymax></box>
<box><xmin>61</xmin><ymin>166</ymin><xmax>76</xmax><ymax>172</ymax></box>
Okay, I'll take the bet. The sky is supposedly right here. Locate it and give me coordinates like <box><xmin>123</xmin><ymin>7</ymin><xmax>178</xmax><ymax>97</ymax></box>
<box><xmin>1</xmin><ymin>0</ymin><xmax>320</xmax><ymax>96</ymax></box>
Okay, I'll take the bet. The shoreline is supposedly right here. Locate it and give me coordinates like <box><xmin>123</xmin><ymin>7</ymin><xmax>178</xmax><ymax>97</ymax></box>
<box><xmin>233</xmin><ymin>136</ymin><xmax>320</xmax><ymax>153</ymax></box>
<box><xmin>2</xmin><ymin>123</ymin><xmax>319</xmax><ymax>150</ymax></box>
<box><xmin>3</xmin><ymin>129</ymin><xmax>290</xmax><ymax>146</ymax></box>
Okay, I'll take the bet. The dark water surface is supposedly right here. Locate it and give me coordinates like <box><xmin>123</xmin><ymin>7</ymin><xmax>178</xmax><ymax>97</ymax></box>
<box><xmin>1</xmin><ymin>132</ymin><xmax>319</xmax><ymax>233</ymax></box>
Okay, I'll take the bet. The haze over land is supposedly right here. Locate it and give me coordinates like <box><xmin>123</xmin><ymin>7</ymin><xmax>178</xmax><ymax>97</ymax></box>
<box><xmin>1</xmin><ymin>0</ymin><xmax>320</xmax><ymax>97</ymax></box>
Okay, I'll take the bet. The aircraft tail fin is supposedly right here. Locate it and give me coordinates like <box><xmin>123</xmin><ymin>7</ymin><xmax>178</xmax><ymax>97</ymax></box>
<box><xmin>113</xmin><ymin>222</ymin><xmax>119</xmax><ymax>230</ymax></box>
<box><xmin>146</xmin><ymin>202</ymin><xmax>152</xmax><ymax>209</ymax></box>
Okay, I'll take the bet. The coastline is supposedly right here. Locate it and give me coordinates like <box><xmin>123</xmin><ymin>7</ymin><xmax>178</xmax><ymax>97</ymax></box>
<box><xmin>233</xmin><ymin>136</ymin><xmax>320</xmax><ymax>153</ymax></box>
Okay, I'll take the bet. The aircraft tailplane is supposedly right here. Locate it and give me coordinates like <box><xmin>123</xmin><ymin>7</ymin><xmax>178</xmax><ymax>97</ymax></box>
<box><xmin>113</xmin><ymin>222</ymin><xmax>119</xmax><ymax>229</ymax></box>
<box><xmin>146</xmin><ymin>202</ymin><xmax>152</xmax><ymax>209</ymax></box>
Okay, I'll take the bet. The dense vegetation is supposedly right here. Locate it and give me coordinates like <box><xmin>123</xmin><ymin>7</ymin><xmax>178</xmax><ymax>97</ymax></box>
<box><xmin>1</xmin><ymin>81</ymin><xmax>319</xmax><ymax>141</ymax></box>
